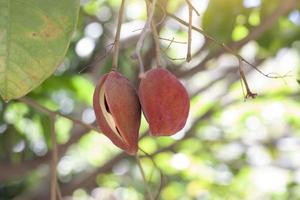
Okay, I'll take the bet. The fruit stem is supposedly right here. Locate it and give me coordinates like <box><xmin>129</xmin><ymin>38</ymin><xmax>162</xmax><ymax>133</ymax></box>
<box><xmin>135</xmin><ymin>0</ymin><xmax>158</xmax><ymax>76</ymax></box>
<box><xmin>151</xmin><ymin>21</ymin><xmax>162</xmax><ymax>67</ymax></box>
<box><xmin>136</xmin><ymin>155</ymin><xmax>154</xmax><ymax>200</ymax></box>
<box><xmin>112</xmin><ymin>0</ymin><xmax>126</xmax><ymax>70</ymax></box>
<box><xmin>139</xmin><ymin>147</ymin><xmax>165</xmax><ymax>199</ymax></box>
<box><xmin>146</xmin><ymin>0</ymin><xmax>162</xmax><ymax>68</ymax></box>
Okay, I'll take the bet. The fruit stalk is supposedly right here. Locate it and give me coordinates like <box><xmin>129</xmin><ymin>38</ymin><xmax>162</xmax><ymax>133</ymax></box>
<box><xmin>112</xmin><ymin>0</ymin><xmax>126</xmax><ymax>69</ymax></box>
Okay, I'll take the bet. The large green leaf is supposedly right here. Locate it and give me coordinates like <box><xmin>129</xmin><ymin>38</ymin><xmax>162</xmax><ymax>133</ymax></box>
<box><xmin>0</xmin><ymin>0</ymin><xmax>80</xmax><ymax>101</ymax></box>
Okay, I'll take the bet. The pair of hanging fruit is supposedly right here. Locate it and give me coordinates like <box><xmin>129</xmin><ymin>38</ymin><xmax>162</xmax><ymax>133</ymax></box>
<box><xmin>93</xmin><ymin>68</ymin><xmax>190</xmax><ymax>155</ymax></box>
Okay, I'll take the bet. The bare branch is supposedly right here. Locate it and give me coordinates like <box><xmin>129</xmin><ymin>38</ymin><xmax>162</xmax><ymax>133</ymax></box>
<box><xmin>238</xmin><ymin>59</ymin><xmax>257</xmax><ymax>99</ymax></box>
<box><xmin>172</xmin><ymin>0</ymin><xmax>298</xmax><ymax>78</ymax></box>
<box><xmin>159</xmin><ymin>37</ymin><xmax>186</xmax><ymax>44</ymax></box>
<box><xmin>78</xmin><ymin>43</ymin><xmax>115</xmax><ymax>74</ymax></box>
<box><xmin>19</xmin><ymin>97</ymin><xmax>99</xmax><ymax>133</ymax></box>
<box><xmin>139</xmin><ymin>148</ymin><xmax>165</xmax><ymax>200</ymax></box>
<box><xmin>185</xmin><ymin>0</ymin><xmax>200</xmax><ymax>16</ymax></box>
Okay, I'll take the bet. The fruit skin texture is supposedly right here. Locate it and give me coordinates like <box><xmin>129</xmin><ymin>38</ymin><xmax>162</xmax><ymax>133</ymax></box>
<box><xmin>93</xmin><ymin>71</ymin><xmax>141</xmax><ymax>155</ymax></box>
<box><xmin>139</xmin><ymin>68</ymin><xmax>190</xmax><ymax>136</ymax></box>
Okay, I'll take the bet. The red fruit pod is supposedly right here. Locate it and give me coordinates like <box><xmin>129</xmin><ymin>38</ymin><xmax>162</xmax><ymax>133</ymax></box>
<box><xmin>93</xmin><ymin>71</ymin><xmax>141</xmax><ymax>155</ymax></box>
<box><xmin>139</xmin><ymin>68</ymin><xmax>190</xmax><ymax>136</ymax></box>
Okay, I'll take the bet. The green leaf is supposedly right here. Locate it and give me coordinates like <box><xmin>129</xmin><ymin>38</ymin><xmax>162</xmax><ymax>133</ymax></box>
<box><xmin>0</xmin><ymin>0</ymin><xmax>80</xmax><ymax>101</ymax></box>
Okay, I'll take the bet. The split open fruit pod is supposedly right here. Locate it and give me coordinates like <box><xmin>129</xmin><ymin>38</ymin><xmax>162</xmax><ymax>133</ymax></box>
<box><xmin>139</xmin><ymin>68</ymin><xmax>190</xmax><ymax>136</ymax></box>
<box><xmin>93</xmin><ymin>71</ymin><xmax>141</xmax><ymax>155</ymax></box>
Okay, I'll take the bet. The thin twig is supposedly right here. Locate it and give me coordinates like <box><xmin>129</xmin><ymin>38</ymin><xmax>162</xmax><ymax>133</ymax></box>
<box><xmin>238</xmin><ymin>59</ymin><xmax>257</xmax><ymax>99</ymax></box>
<box><xmin>139</xmin><ymin>148</ymin><xmax>165</xmax><ymax>200</ymax></box>
<box><xmin>56</xmin><ymin>184</ymin><xmax>63</xmax><ymax>200</ymax></box>
<box><xmin>112</xmin><ymin>0</ymin><xmax>126</xmax><ymax>69</ymax></box>
<box><xmin>164</xmin><ymin>10</ymin><xmax>292</xmax><ymax>98</ymax></box>
<box><xmin>50</xmin><ymin>115</ymin><xmax>57</xmax><ymax>200</ymax></box>
<box><xmin>162</xmin><ymin>38</ymin><xmax>186</xmax><ymax>60</ymax></box>
<box><xmin>177</xmin><ymin>0</ymin><xmax>298</xmax><ymax>78</ymax></box>
<box><xmin>163</xmin><ymin>37</ymin><xmax>175</xmax><ymax>52</ymax></box>
<box><xmin>166</xmin><ymin>10</ymin><xmax>291</xmax><ymax>80</ymax></box>
<box><xmin>167</xmin><ymin>12</ymin><xmax>215</xmax><ymax>43</ymax></box>
<box><xmin>136</xmin><ymin>155</ymin><xmax>154</xmax><ymax>200</ymax></box>
<box><xmin>159</xmin><ymin>37</ymin><xmax>186</xmax><ymax>44</ymax></box>
<box><xmin>239</xmin><ymin>74</ymin><xmax>246</xmax><ymax>101</ymax></box>
<box><xmin>186</xmin><ymin>0</ymin><xmax>193</xmax><ymax>62</ymax></box>
<box><xmin>134</xmin><ymin>0</ymin><xmax>158</xmax><ymax>77</ymax></box>
<box><xmin>165</xmin><ymin>55</ymin><xmax>186</xmax><ymax>61</ymax></box>
<box><xmin>79</xmin><ymin>43</ymin><xmax>115</xmax><ymax>74</ymax></box>
<box><xmin>185</xmin><ymin>0</ymin><xmax>200</xmax><ymax>16</ymax></box>
<box><xmin>19</xmin><ymin>97</ymin><xmax>99</xmax><ymax>133</ymax></box>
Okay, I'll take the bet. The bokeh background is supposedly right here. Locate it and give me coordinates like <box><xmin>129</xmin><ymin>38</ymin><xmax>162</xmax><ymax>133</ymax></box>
<box><xmin>1</xmin><ymin>0</ymin><xmax>300</xmax><ymax>199</ymax></box>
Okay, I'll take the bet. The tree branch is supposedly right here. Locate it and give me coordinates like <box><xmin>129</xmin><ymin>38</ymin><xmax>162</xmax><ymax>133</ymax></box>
<box><xmin>169</xmin><ymin>0</ymin><xmax>297</xmax><ymax>78</ymax></box>
<box><xmin>0</xmin><ymin>125</ymin><xmax>89</xmax><ymax>182</ymax></box>
<box><xmin>18</xmin><ymin>97</ymin><xmax>99</xmax><ymax>133</ymax></box>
